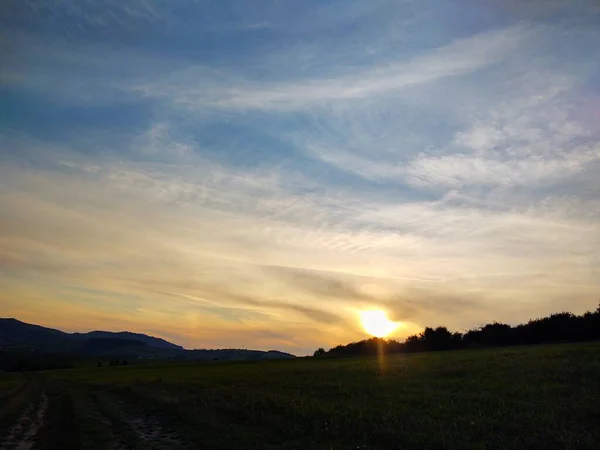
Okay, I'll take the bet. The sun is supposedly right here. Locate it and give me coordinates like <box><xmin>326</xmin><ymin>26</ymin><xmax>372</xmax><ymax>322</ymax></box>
<box><xmin>359</xmin><ymin>309</ymin><xmax>400</xmax><ymax>338</ymax></box>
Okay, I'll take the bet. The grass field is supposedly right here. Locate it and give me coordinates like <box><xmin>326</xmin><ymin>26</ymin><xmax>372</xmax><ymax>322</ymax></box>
<box><xmin>1</xmin><ymin>342</ymin><xmax>599</xmax><ymax>450</ymax></box>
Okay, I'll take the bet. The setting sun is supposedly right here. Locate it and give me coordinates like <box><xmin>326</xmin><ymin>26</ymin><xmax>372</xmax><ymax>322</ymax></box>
<box><xmin>359</xmin><ymin>310</ymin><xmax>400</xmax><ymax>338</ymax></box>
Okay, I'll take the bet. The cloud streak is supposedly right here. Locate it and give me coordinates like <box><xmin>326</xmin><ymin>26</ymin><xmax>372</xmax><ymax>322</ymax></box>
<box><xmin>144</xmin><ymin>25</ymin><xmax>532</xmax><ymax>111</ymax></box>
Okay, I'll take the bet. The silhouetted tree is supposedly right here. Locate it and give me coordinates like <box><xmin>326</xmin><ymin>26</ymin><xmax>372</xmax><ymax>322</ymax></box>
<box><xmin>319</xmin><ymin>301</ymin><xmax>600</xmax><ymax>358</ymax></box>
<box><xmin>464</xmin><ymin>322</ymin><xmax>514</xmax><ymax>346</ymax></box>
<box><xmin>415</xmin><ymin>326</ymin><xmax>457</xmax><ymax>351</ymax></box>
<box><xmin>313</xmin><ymin>348</ymin><xmax>326</xmax><ymax>357</ymax></box>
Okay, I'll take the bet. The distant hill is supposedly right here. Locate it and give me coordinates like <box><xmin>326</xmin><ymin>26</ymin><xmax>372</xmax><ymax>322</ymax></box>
<box><xmin>81</xmin><ymin>337</ymin><xmax>147</xmax><ymax>355</ymax></box>
<box><xmin>0</xmin><ymin>318</ymin><xmax>183</xmax><ymax>351</ymax></box>
<box><xmin>0</xmin><ymin>318</ymin><xmax>70</xmax><ymax>345</ymax></box>
<box><xmin>73</xmin><ymin>330</ymin><xmax>183</xmax><ymax>350</ymax></box>
<box><xmin>0</xmin><ymin>318</ymin><xmax>296</xmax><ymax>362</ymax></box>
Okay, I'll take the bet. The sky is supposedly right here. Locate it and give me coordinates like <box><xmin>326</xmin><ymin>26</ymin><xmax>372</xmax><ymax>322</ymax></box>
<box><xmin>1</xmin><ymin>0</ymin><xmax>599</xmax><ymax>355</ymax></box>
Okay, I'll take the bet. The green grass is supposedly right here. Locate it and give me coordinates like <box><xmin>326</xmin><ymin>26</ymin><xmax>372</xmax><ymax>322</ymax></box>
<box><xmin>6</xmin><ymin>342</ymin><xmax>600</xmax><ymax>449</ymax></box>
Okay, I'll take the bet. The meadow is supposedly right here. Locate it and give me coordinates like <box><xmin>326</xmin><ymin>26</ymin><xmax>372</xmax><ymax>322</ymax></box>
<box><xmin>1</xmin><ymin>342</ymin><xmax>599</xmax><ymax>450</ymax></box>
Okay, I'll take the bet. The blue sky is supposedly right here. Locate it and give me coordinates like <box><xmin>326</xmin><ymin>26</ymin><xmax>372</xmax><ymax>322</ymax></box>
<box><xmin>1</xmin><ymin>0</ymin><xmax>599</xmax><ymax>354</ymax></box>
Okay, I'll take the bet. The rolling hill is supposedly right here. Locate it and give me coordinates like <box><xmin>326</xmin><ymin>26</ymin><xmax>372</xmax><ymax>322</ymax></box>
<box><xmin>0</xmin><ymin>318</ymin><xmax>295</xmax><ymax>361</ymax></box>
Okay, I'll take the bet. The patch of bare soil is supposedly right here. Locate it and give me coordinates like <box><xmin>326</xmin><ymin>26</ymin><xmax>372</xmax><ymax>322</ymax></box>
<box><xmin>0</xmin><ymin>393</ymin><xmax>48</xmax><ymax>450</ymax></box>
<box><xmin>97</xmin><ymin>414</ymin><xmax>128</xmax><ymax>450</ymax></box>
<box><xmin>126</xmin><ymin>411</ymin><xmax>182</xmax><ymax>449</ymax></box>
<box><xmin>102</xmin><ymin>397</ymin><xmax>183</xmax><ymax>450</ymax></box>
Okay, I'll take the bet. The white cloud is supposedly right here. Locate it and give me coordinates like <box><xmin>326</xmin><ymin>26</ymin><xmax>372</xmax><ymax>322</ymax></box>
<box><xmin>404</xmin><ymin>79</ymin><xmax>600</xmax><ymax>188</ymax></box>
<box><xmin>405</xmin><ymin>146</ymin><xmax>600</xmax><ymax>188</ymax></box>
<box><xmin>199</xmin><ymin>25</ymin><xmax>530</xmax><ymax>110</ymax></box>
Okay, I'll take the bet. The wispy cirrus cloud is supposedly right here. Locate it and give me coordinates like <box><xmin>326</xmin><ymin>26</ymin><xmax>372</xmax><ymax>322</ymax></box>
<box><xmin>137</xmin><ymin>25</ymin><xmax>532</xmax><ymax>111</ymax></box>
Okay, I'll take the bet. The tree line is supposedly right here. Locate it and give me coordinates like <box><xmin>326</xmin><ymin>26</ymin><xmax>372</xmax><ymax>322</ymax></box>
<box><xmin>315</xmin><ymin>303</ymin><xmax>600</xmax><ymax>357</ymax></box>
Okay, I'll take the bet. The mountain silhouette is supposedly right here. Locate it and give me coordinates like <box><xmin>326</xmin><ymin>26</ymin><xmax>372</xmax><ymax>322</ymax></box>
<box><xmin>0</xmin><ymin>318</ymin><xmax>295</xmax><ymax>361</ymax></box>
<box><xmin>0</xmin><ymin>318</ymin><xmax>183</xmax><ymax>350</ymax></box>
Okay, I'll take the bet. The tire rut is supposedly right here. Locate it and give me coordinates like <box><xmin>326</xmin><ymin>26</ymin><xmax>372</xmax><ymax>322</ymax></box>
<box><xmin>0</xmin><ymin>392</ymin><xmax>48</xmax><ymax>450</ymax></box>
<box><xmin>126</xmin><ymin>412</ymin><xmax>182</xmax><ymax>449</ymax></box>
<box><xmin>97</xmin><ymin>415</ymin><xmax>128</xmax><ymax>450</ymax></box>
<box><xmin>116</xmin><ymin>400</ymin><xmax>183</xmax><ymax>449</ymax></box>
